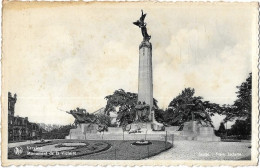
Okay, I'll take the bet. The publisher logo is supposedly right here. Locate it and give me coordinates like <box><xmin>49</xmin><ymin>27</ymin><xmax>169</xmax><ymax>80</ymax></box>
<box><xmin>14</xmin><ymin>147</ymin><xmax>23</xmax><ymax>155</ymax></box>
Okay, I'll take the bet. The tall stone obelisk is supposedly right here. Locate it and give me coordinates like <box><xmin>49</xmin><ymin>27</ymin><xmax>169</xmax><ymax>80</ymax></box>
<box><xmin>138</xmin><ymin>41</ymin><xmax>153</xmax><ymax>121</ymax></box>
<box><xmin>133</xmin><ymin>10</ymin><xmax>154</xmax><ymax>121</ymax></box>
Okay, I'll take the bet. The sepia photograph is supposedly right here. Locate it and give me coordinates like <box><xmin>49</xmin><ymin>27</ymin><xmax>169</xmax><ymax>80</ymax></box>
<box><xmin>1</xmin><ymin>1</ymin><xmax>259</xmax><ymax>166</ymax></box>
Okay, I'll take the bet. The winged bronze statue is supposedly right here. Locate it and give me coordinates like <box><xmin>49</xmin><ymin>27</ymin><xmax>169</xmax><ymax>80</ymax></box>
<box><xmin>133</xmin><ymin>10</ymin><xmax>151</xmax><ymax>41</ymax></box>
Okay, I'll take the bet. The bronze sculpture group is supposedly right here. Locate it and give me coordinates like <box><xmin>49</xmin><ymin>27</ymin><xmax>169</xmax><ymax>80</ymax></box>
<box><xmin>66</xmin><ymin>108</ymin><xmax>108</xmax><ymax>134</ymax></box>
<box><xmin>135</xmin><ymin>101</ymin><xmax>150</xmax><ymax>122</ymax></box>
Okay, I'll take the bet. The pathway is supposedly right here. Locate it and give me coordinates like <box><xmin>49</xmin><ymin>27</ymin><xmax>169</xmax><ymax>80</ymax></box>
<box><xmin>147</xmin><ymin>140</ymin><xmax>251</xmax><ymax>160</ymax></box>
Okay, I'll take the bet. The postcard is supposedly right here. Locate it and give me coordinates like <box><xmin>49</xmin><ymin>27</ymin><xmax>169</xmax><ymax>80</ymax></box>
<box><xmin>1</xmin><ymin>1</ymin><xmax>259</xmax><ymax>166</ymax></box>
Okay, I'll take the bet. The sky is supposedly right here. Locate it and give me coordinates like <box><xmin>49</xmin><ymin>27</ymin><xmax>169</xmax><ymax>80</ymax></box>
<box><xmin>3</xmin><ymin>2</ymin><xmax>257</xmax><ymax>128</ymax></box>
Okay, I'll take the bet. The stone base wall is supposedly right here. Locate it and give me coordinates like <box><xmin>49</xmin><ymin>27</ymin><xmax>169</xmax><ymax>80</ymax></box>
<box><xmin>178</xmin><ymin>121</ymin><xmax>220</xmax><ymax>141</ymax></box>
<box><xmin>106</xmin><ymin>127</ymin><xmax>122</xmax><ymax>134</ymax></box>
<box><xmin>65</xmin><ymin>121</ymin><xmax>220</xmax><ymax>141</ymax></box>
<box><xmin>66</xmin><ymin>123</ymin><xmax>98</xmax><ymax>139</ymax></box>
<box><xmin>67</xmin><ymin>132</ymin><xmax>170</xmax><ymax>141</ymax></box>
<box><xmin>195</xmin><ymin>127</ymin><xmax>221</xmax><ymax>141</ymax></box>
<box><xmin>165</xmin><ymin>126</ymin><xmax>179</xmax><ymax>132</ymax></box>
<box><xmin>65</xmin><ymin>123</ymin><xmax>173</xmax><ymax>140</ymax></box>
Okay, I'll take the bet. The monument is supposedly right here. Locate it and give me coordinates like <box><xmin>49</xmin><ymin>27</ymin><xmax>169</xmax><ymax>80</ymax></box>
<box><xmin>66</xmin><ymin>10</ymin><xmax>165</xmax><ymax>140</ymax></box>
<box><xmin>134</xmin><ymin>10</ymin><xmax>153</xmax><ymax>121</ymax></box>
<box><xmin>133</xmin><ymin>10</ymin><xmax>163</xmax><ymax>131</ymax></box>
<box><xmin>65</xmin><ymin>10</ymin><xmax>218</xmax><ymax>142</ymax></box>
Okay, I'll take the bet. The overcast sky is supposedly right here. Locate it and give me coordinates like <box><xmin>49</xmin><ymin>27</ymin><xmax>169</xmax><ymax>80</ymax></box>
<box><xmin>3</xmin><ymin>2</ymin><xmax>257</xmax><ymax>128</ymax></box>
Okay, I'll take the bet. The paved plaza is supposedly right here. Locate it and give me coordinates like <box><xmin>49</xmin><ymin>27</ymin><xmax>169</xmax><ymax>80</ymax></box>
<box><xmin>148</xmin><ymin>140</ymin><xmax>251</xmax><ymax>160</ymax></box>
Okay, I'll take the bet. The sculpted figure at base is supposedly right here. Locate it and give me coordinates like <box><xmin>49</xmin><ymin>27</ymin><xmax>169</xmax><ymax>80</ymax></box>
<box><xmin>135</xmin><ymin>101</ymin><xmax>150</xmax><ymax>122</ymax></box>
<box><xmin>66</xmin><ymin>108</ymin><xmax>108</xmax><ymax>134</ymax></box>
<box><xmin>66</xmin><ymin>108</ymin><xmax>97</xmax><ymax>126</ymax></box>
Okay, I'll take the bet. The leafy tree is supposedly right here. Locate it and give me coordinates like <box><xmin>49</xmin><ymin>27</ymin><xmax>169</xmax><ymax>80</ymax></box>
<box><xmin>222</xmin><ymin>104</ymin><xmax>236</xmax><ymax>122</ymax></box>
<box><xmin>218</xmin><ymin>122</ymin><xmax>226</xmax><ymax>134</ymax></box>
<box><xmin>104</xmin><ymin>89</ymin><xmax>158</xmax><ymax>126</ymax></box>
<box><xmin>166</xmin><ymin>88</ymin><xmax>221</xmax><ymax>126</ymax></box>
<box><xmin>224</xmin><ymin>73</ymin><xmax>252</xmax><ymax>122</ymax></box>
<box><xmin>154</xmin><ymin>108</ymin><xmax>165</xmax><ymax>123</ymax></box>
<box><xmin>42</xmin><ymin>124</ymin><xmax>76</xmax><ymax>139</ymax></box>
<box><xmin>95</xmin><ymin>113</ymin><xmax>112</xmax><ymax>127</ymax></box>
<box><xmin>221</xmin><ymin>73</ymin><xmax>252</xmax><ymax>138</ymax></box>
<box><xmin>229</xmin><ymin>119</ymin><xmax>251</xmax><ymax>138</ymax></box>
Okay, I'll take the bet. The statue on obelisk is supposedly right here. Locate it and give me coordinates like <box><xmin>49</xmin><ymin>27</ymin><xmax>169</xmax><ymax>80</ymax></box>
<box><xmin>133</xmin><ymin>10</ymin><xmax>151</xmax><ymax>41</ymax></box>
<box><xmin>133</xmin><ymin>10</ymin><xmax>154</xmax><ymax>122</ymax></box>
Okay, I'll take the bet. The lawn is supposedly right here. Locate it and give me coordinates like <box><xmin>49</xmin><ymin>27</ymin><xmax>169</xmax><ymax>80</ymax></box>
<box><xmin>8</xmin><ymin>139</ymin><xmax>172</xmax><ymax>160</ymax></box>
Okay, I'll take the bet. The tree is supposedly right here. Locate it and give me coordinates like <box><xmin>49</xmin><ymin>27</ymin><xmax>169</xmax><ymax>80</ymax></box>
<box><xmin>95</xmin><ymin>113</ymin><xmax>112</xmax><ymax>127</ymax></box>
<box><xmin>104</xmin><ymin>89</ymin><xmax>158</xmax><ymax>126</ymax></box>
<box><xmin>225</xmin><ymin>73</ymin><xmax>252</xmax><ymax>121</ymax></box>
<box><xmin>154</xmin><ymin>108</ymin><xmax>165</xmax><ymax>123</ymax></box>
<box><xmin>218</xmin><ymin>122</ymin><xmax>226</xmax><ymax>134</ymax></box>
<box><xmin>229</xmin><ymin>120</ymin><xmax>251</xmax><ymax>139</ymax></box>
<box><xmin>222</xmin><ymin>104</ymin><xmax>236</xmax><ymax>122</ymax></box>
<box><xmin>166</xmin><ymin>88</ymin><xmax>221</xmax><ymax>127</ymax></box>
<box><xmin>235</xmin><ymin>73</ymin><xmax>252</xmax><ymax>117</ymax></box>
<box><xmin>42</xmin><ymin>124</ymin><xmax>76</xmax><ymax>139</ymax></box>
<box><xmin>221</xmin><ymin>73</ymin><xmax>252</xmax><ymax>138</ymax></box>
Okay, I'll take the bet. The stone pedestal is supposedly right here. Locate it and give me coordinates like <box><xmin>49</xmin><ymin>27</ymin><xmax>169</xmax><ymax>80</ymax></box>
<box><xmin>180</xmin><ymin>121</ymin><xmax>220</xmax><ymax>141</ymax></box>
<box><xmin>180</xmin><ymin>121</ymin><xmax>199</xmax><ymax>140</ymax></box>
<box><xmin>181</xmin><ymin>121</ymin><xmax>199</xmax><ymax>134</ymax></box>
<box><xmin>128</xmin><ymin>122</ymin><xmax>152</xmax><ymax>132</ymax></box>
<box><xmin>195</xmin><ymin>127</ymin><xmax>221</xmax><ymax>141</ymax></box>
<box><xmin>65</xmin><ymin>123</ymin><xmax>98</xmax><ymax>139</ymax></box>
<box><xmin>138</xmin><ymin>40</ymin><xmax>153</xmax><ymax>121</ymax></box>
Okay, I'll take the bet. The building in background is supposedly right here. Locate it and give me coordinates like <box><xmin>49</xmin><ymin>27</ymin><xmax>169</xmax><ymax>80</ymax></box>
<box><xmin>8</xmin><ymin>92</ymin><xmax>43</xmax><ymax>142</ymax></box>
